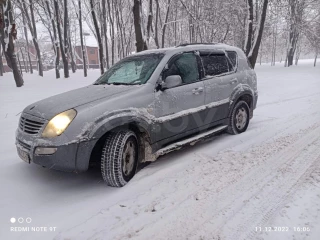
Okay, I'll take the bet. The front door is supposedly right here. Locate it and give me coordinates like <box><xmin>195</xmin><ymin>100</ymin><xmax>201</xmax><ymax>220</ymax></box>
<box><xmin>154</xmin><ymin>52</ymin><xmax>205</xmax><ymax>143</ymax></box>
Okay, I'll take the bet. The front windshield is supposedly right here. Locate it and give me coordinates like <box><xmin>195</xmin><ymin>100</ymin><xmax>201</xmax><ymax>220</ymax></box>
<box><xmin>94</xmin><ymin>53</ymin><xmax>164</xmax><ymax>85</ymax></box>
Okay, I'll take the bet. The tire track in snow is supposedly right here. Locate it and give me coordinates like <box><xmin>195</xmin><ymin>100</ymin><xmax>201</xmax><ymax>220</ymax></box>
<box><xmin>131</xmin><ymin>124</ymin><xmax>320</xmax><ymax>240</ymax></box>
<box><xmin>213</xmin><ymin>140</ymin><xmax>320</xmax><ymax>240</ymax></box>
<box><xmin>258</xmin><ymin>92</ymin><xmax>320</xmax><ymax>107</ymax></box>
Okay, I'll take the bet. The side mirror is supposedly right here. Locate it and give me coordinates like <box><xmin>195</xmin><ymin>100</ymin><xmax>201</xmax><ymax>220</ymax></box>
<box><xmin>162</xmin><ymin>75</ymin><xmax>182</xmax><ymax>90</ymax></box>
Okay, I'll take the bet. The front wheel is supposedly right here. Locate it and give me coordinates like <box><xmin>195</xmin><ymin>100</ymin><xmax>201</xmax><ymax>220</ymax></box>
<box><xmin>227</xmin><ymin>100</ymin><xmax>250</xmax><ymax>135</ymax></box>
<box><xmin>101</xmin><ymin>130</ymin><xmax>139</xmax><ymax>187</ymax></box>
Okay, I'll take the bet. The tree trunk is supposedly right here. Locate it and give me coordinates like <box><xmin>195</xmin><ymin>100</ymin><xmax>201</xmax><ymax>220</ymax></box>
<box><xmin>0</xmin><ymin>44</ymin><xmax>3</xmax><ymax>76</ymax></box>
<box><xmin>54</xmin><ymin>0</ymin><xmax>69</xmax><ymax>78</ymax></box>
<box><xmin>63</xmin><ymin>0</ymin><xmax>71</xmax><ymax>76</ymax></box>
<box><xmin>29</xmin><ymin>0</ymin><xmax>43</xmax><ymax>76</ymax></box>
<box><xmin>247</xmin><ymin>0</ymin><xmax>269</xmax><ymax>68</ymax></box>
<box><xmin>133</xmin><ymin>0</ymin><xmax>147</xmax><ymax>52</ymax></box>
<box><xmin>21</xmin><ymin>9</ymin><xmax>33</xmax><ymax>74</ymax></box>
<box><xmin>21</xmin><ymin>48</ymin><xmax>27</xmax><ymax>73</ymax></box>
<box><xmin>78</xmin><ymin>0</ymin><xmax>87</xmax><ymax>77</ymax></box>
<box><xmin>90</xmin><ymin>0</ymin><xmax>104</xmax><ymax>74</ymax></box>
<box><xmin>244</xmin><ymin>0</ymin><xmax>254</xmax><ymax>55</ymax></box>
<box><xmin>20</xmin><ymin>0</ymin><xmax>43</xmax><ymax>76</ymax></box>
<box><xmin>154</xmin><ymin>0</ymin><xmax>160</xmax><ymax>48</ymax></box>
<box><xmin>314</xmin><ymin>50</ymin><xmax>318</xmax><ymax>67</ymax></box>
<box><xmin>287</xmin><ymin>33</ymin><xmax>299</xmax><ymax>67</ymax></box>
<box><xmin>161</xmin><ymin>0</ymin><xmax>171</xmax><ymax>48</ymax></box>
<box><xmin>0</xmin><ymin>0</ymin><xmax>24</xmax><ymax>87</ymax></box>
<box><xmin>102</xmin><ymin>0</ymin><xmax>110</xmax><ymax>69</ymax></box>
<box><xmin>17</xmin><ymin>52</ymin><xmax>22</xmax><ymax>74</ymax></box>
<box><xmin>295</xmin><ymin>39</ymin><xmax>301</xmax><ymax>65</ymax></box>
<box><xmin>107</xmin><ymin>0</ymin><xmax>115</xmax><ymax>64</ymax></box>
<box><xmin>45</xmin><ymin>0</ymin><xmax>60</xmax><ymax>78</ymax></box>
<box><xmin>146</xmin><ymin>0</ymin><xmax>153</xmax><ymax>46</ymax></box>
<box><xmin>68</xmin><ymin>35</ymin><xmax>76</xmax><ymax>73</ymax></box>
<box><xmin>286</xmin><ymin>0</ymin><xmax>304</xmax><ymax>67</ymax></box>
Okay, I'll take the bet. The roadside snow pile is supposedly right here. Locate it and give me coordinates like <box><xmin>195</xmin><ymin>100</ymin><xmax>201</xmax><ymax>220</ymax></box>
<box><xmin>0</xmin><ymin>60</ymin><xmax>320</xmax><ymax>240</ymax></box>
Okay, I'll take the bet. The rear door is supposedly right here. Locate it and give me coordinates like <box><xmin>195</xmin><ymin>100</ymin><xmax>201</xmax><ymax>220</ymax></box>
<box><xmin>154</xmin><ymin>52</ymin><xmax>205</xmax><ymax>143</ymax></box>
<box><xmin>200</xmin><ymin>51</ymin><xmax>236</xmax><ymax>123</ymax></box>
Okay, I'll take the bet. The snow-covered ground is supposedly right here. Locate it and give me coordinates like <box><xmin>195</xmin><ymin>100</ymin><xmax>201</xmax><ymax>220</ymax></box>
<box><xmin>0</xmin><ymin>60</ymin><xmax>319</xmax><ymax>240</ymax></box>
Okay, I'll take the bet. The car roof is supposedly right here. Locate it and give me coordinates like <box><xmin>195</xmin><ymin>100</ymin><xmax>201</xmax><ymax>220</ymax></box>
<box><xmin>133</xmin><ymin>43</ymin><xmax>242</xmax><ymax>57</ymax></box>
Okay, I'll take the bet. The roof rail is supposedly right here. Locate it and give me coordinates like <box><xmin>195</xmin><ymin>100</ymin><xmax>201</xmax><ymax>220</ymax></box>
<box><xmin>176</xmin><ymin>42</ymin><xmax>218</xmax><ymax>47</ymax></box>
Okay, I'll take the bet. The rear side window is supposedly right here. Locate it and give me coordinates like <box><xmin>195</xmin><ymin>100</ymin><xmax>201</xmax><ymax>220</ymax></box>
<box><xmin>226</xmin><ymin>51</ymin><xmax>238</xmax><ymax>69</ymax></box>
<box><xmin>201</xmin><ymin>54</ymin><xmax>230</xmax><ymax>76</ymax></box>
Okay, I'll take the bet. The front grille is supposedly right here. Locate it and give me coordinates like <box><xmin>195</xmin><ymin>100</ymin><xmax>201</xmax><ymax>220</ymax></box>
<box><xmin>19</xmin><ymin>116</ymin><xmax>45</xmax><ymax>135</ymax></box>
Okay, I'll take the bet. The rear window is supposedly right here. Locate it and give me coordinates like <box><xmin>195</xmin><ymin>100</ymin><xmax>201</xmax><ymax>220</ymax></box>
<box><xmin>200</xmin><ymin>54</ymin><xmax>230</xmax><ymax>76</ymax></box>
<box><xmin>226</xmin><ymin>51</ymin><xmax>238</xmax><ymax>69</ymax></box>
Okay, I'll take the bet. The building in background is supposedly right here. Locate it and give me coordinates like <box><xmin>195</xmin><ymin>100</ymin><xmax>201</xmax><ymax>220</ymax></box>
<box><xmin>74</xmin><ymin>45</ymin><xmax>99</xmax><ymax>69</ymax></box>
<box><xmin>2</xmin><ymin>40</ymin><xmax>100</xmax><ymax>72</ymax></box>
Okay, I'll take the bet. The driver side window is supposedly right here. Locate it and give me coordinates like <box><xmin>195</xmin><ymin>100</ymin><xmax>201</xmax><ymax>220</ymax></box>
<box><xmin>163</xmin><ymin>52</ymin><xmax>199</xmax><ymax>85</ymax></box>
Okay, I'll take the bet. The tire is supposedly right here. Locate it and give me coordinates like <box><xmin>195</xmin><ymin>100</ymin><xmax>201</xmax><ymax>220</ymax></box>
<box><xmin>227</xmin><ymin>100</ymin><xmax>250</xmax><ymax>135</ymax></box>
<box><xmin>101</xmin><ymin>130</ymin><xmax>139</xmax><ymax>187</ymax></box>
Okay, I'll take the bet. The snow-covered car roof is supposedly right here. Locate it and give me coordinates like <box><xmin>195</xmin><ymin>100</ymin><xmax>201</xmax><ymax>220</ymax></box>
<box><xmin>133</xmin><ymin>43</ymin><xmax>242</xmax><ymax>57</ymax></box>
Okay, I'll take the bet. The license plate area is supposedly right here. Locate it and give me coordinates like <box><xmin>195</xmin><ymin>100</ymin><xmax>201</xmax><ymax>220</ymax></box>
<box><xmin>17</xmin><ymin>145</ymin><xmax>30</xmax><ymax>164</ymax></box>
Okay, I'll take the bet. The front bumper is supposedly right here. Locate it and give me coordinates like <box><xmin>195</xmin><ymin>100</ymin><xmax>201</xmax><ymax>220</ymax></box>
<box><xmin>15</xmin><ymin>128</ymin><xmax>96</xmax><ymax>173</ymax></box>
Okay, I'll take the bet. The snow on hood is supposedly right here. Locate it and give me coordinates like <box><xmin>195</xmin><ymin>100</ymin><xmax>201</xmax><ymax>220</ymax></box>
<box><xmin>23</xmin><ymin>85</ymin><xmax>134</xmax><ymax>120</ymax></box>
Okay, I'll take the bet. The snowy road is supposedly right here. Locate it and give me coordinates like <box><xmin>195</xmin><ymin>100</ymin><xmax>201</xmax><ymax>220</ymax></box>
<box><xmin>0</xmin><ymin>60</ymin><xmax>320</xmax><ymax>240</ymax></box>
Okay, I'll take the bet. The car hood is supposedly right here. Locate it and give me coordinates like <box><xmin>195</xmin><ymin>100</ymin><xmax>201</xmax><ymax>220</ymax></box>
<box><xmin>23</xmin><ymin>84</ymin><xmax>134</xmax><ymax>120</ymax></box>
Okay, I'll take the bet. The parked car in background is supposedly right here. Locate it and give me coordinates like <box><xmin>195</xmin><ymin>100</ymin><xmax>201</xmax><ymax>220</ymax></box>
<box><xmin>16</xmin><ymin>43</ymin><xmax>258</xmax><ymax>187</ymax></box>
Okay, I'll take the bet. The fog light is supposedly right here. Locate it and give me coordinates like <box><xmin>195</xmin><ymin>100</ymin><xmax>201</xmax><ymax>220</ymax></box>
<box><xmin>35</xmin><ymin>147</ymin><xmax>57</xmax><ymax>155</ymax></box>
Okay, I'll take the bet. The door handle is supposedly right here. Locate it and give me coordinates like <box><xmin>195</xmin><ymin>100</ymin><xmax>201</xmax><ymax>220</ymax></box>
<box><xmin>230</xmin><ymin>79</ymin><xmax>238</xmax><ymax>85</ymax></box>
<box><xmin>192</xmin><ymin>87</ymin><xmax>204</xmax><ymax>95</ymax></box>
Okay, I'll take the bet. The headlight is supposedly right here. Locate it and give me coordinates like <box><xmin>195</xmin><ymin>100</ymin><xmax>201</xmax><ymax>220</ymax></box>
<box><xmin>42</xmin><ymin>109</ymin><xmax>77</xmax><ymax>138</ymax></box>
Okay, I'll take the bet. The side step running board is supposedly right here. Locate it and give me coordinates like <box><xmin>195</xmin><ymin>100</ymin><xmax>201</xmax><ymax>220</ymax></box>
<box><xmin>156</xmin><ymin>125</ymin><xmax>228</xmax><ymax>157</ymax></box>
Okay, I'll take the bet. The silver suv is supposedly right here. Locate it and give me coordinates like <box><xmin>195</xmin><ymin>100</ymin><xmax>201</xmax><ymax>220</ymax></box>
<box><xmin>16</xmin><ymin>44</ymin><xmax>258</xmax><ymax>187</ymax></box>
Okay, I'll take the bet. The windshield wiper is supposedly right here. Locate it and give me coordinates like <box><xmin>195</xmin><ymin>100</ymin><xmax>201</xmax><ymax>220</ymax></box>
<box><xmin>110</xmin><ymin>82</ymin><xmax>131</xmax><ymax>85</ymax></box>
<box><xmin>110</xmin><ymin>82</ymin><xmax>141</xmax><ymax>85</ymax></box>
<box><xmin>94</xmin><ymin>82</ymin><xmax>141</xmax><ymax>86</ymax></box>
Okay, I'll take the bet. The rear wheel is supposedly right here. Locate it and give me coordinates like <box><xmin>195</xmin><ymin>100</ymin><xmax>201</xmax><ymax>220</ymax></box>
<box><xmin>227</xmin><ymin>100</ymin><xmax>250</xmax><ymax>135</ymax></box>
<box><xmin>101</xmin><ymin>130</ymin><xmax>138</xmax><ymax>187</ymax></box>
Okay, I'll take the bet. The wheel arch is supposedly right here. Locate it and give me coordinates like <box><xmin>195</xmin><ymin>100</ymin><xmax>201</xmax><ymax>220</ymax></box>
<box><xmin>88</xmin><ymin>118</ymin><xmax>153</xmax><ymax>169</ymax></box>
<box><xmin>229</xmin><ymin>85</ymin><xmax>254</xmax><ymax>118</ymax></box>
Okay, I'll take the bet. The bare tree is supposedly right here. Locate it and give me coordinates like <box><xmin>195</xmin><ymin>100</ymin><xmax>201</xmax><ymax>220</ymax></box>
<box><xmin>54</xmin><ymin>0</ymin><xmax>69</xmax><ymax>78</ymax></box>
<box><xmin>0</xmin><ymin>0</ymin><xmax>24</xmax><ymax>87</ymax></box>
<box><xmin>146</xmin><ymin>0</ymin><xmax>153</xmax><ymax>45</ymax></box>
<box><xmin>90</xmin><ymin>0</ymin><xmax>104</xmax><ymax>74</ymax></box>
<box><xmin>101</xmin><ymin>0</ymin><xmax>109</xmax><ymax>69</ymax></box>
<box><xmin>0</xmin><ymin>43</ymin><xmax>4</xmax><ymax>76</ymax></box>
<box><xmin>161</xmin><ymin>0</ymin><xmax>171</xmax><ymax>48</ymax></box>
<box><xmin>133</xmin><ymin>0</ymin><xmax>147</xmax><ymax>52</ymax></box>
<box><xmin>44</xmin><ymin>0</ymin><xmax>60</xmax><ymax>78</ymax></box>
<box><xmin>78</xmin><ymin>0</ymin><xmax>87</xmax><ymax>76</ymax></box>
<box><xmin>21</xmin><ymin>8</ymin><xmax>33</xmax><ymax>74</ymax></box>
<box><xmin>247</xmin><ymin>0</ymin><xmax>269</xmax><ymax>68</ymax></box>
<box><xmin>19</xmin><ymin>0</ymin><xmax>44</xmax><ymax>76</ymax></box>
<box><xmin>286</xmin><ymin>0</ymin><xmax>305</xmax><ymax>67</ymax></box>
<box><xmin>154</xmin><ymin>0</ymin><xmax>160</xmax><ymax>48</ymax></box>
<box><xmin>244</xmin><ymin>0</ymin><xmax>254</xmax><ymax>55</ymax></box>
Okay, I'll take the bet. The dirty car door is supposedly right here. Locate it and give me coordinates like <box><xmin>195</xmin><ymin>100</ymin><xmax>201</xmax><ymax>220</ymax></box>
<box><xmin>154</xmin><ymin>52</ymin><xmax>205</xmax><ymax>143</ymax></box>
<box><xmin>201</xmin><ymin>51</ymin><xmax>235</xmax><ymax>125</ymax></box>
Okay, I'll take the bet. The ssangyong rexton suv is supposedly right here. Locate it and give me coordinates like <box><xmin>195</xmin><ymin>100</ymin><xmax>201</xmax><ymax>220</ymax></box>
<box><xmin>16</xmin><ymin>43</ymin><xmax>258</xmax><ymax>187</ymax></box>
